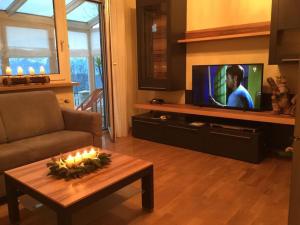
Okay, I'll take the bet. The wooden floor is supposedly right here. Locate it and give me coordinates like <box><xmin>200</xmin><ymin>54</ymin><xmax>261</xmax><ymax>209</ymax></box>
<box><xmin>0</xmin><ymin>135</ymin><xmax>291</xmax><ymax>225</ymax></box>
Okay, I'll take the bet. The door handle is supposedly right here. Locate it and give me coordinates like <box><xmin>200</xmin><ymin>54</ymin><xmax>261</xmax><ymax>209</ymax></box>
<box><xmin>210</xmin><ymin>131</ymin><xmax>251</xmax><ymax>140</ymax></box>
<box><xmin>60</xmin><ymin>40</ymin><xmax>65</xmax><ymax>52</ymax></box>
<box><xmin>281</xmin><ymin>58</ymin><xmax>300</xmax><ymax>62</ymax></box>
<box><xmin>167</xmin><ymin>125</ymin><xmax>199</xmax><ymax>132</ymax></box>
<box><xmin>134</xmin><ymin>120</ymin><xmax>160</xmax><ymax>125</ymax></box>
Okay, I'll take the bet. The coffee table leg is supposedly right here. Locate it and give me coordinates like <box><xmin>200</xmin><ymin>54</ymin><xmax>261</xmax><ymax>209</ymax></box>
<box><xmin>5</xmin><ymin>176</ymin><xmax>20</xmax><ymax>225</ymax></box>
<box><xmin>57</xmin><ymin>209</ymin><xmax>72</xmax><ymax>225</ymax></box>
<box><xmin>142</xmin><ymin>167</ymin><xmax>154</xmax><ymax>211</ymax></box>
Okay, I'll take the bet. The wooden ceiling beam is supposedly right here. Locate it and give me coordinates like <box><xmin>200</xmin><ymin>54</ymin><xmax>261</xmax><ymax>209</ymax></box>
<box><xmin>88</xmin><ymin>16</ymin><xmax>99</xmax><ymax>28</ymax></box>
<box><xmin>7</xmin><ymin>0</ymin><xmax>27</xmax><ymax>16</ymax></box>
<box><xmin>66</xmin><ymin>0</ymin><xmax>85</xmax><ymax>14</ymax></box>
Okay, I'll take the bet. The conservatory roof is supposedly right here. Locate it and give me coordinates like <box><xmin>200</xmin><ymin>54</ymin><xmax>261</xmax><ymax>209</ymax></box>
<box><xmin>0</xmin><ymin>0</ymin><xmax>99</xmax><ymax>23</ymax></box>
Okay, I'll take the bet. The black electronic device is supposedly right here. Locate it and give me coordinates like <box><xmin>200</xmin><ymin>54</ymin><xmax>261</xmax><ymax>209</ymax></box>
<box><xmin>192</xmin><ymin>64</ymin><xmax>264</xmax><ymax>111</ymax></box>
<box><xmin>150</xmin><ymin>98</ymin><xmax>165</xmax><ymax>104</ymax></box>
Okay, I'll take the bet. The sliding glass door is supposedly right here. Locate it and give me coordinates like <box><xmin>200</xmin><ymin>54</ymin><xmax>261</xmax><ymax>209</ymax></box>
<box><xmin>65</xmin><ymin>0</ymin><xmax>108</xmax><ymax>129</ymax></box>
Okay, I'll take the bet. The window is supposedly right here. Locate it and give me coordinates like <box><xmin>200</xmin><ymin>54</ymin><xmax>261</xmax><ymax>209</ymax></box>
<box><xmin>9</xmin><ymin>58</ymin><xmax>50</xmax><ymax>75</ymax></box>
<box><xmin>6</xmin><ymin>26</ymin><xmax>50</xmax><ymax>57</ymax></box>
<box><xmin>67</xmin><ymin>2</ymin><xmax>99</xmax><ymax>23</ymax></box>
<box><xmin>66</xmin><ymin>0</ymin><xmax>107</xmax><ymax>129</ymax></box>
<box><xmin>17</xmin><ymin>0</ymin><xmax>54</xmax><ymax>17</ymax></box>
<box><xmin>0</xmin><ymin>0</ymin><xmax>14</xmax><ymax>10</ymax></box>
<box><xmin>0</xmin><ymin>0</ymin><xmax>59</xmax><ymax>75</ymax></box>
<box><xmin>68</xmin><ymin>31</ymin><xmax>90</xmax><ymax>106</ymax></box>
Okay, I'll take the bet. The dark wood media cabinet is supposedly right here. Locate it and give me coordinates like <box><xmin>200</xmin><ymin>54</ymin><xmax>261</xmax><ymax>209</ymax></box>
<box><xmin>132</xmin><ymin>104</ymin><xmax>295</xmax><ymax>163</ymax></box>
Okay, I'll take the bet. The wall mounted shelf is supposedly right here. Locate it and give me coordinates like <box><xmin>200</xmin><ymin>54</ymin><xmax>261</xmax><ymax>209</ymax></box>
<box><xmin>134</xmin><ymin>103</ymin><xmax>295</xmax><ymax>126</ymax></box>
<box><xmin>178</xmin><ymin>21</ymin><xmax>271</xmax><ymax>43</ymax></box>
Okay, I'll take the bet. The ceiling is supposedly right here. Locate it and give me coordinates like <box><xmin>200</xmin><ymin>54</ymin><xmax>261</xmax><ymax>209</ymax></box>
<box><xmin>0</xmin><ymin>0</ymin><xmax>99</xmax><ymax>23</ymax></box>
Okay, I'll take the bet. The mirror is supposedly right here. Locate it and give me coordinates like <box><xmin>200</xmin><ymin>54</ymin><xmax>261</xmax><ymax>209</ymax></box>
<box><xmin>0</xmin><ymin>0</ymin><xmax>59</xmax><ymax>75</ymax></box>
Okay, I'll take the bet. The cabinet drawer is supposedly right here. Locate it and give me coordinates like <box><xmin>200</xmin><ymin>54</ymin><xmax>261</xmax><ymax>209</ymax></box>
<box><xmin>207</xmin><ymin>129</ymin><xmax>263</xmax><ymax>163</ymax></box>
<box><xmin>132</xmin><ymin>119</ymin><xmax>163</xmax><ymax>142</ymax></box>
<box><xmin>162</xmin><ymin>124</ymin><xmax>206</xmax><ymax>150</ymax></box>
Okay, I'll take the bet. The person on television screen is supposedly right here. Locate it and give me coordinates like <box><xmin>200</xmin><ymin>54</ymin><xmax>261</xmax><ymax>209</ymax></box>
<box><xmin>226</xmin><ymin>65</ymin><xmax>254</xmax><ymax>109</ymax></box>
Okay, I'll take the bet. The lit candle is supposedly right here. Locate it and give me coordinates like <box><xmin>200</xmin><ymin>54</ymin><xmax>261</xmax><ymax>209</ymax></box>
<box><xmin>82</xmin><ymin>150</ymin><xmax>89</xmax><ymax>159</ymax></box>
<box><xmin>74</xmin><ymin>152</ymin><xmax>82</xmax><ymax>165</ymax></box>
<box><xmin>66</xmin><ymin>155</ymin><xmax>75</xmax><ymax>168</ymax></box>
<box><xmin>39</xmin><ymin>66</ymin><xmax>46</xmax><ymax>75</ymax></box>
<box><xmin>29</xmin><ymin>67</ymin><xmax>35</xmax><ymax>75</ymax></box>
<box><xmin>5</xmin><ymin>66</ymin><xmax>12</xmax><ymax>76</ymax></box>
<box><xmin>17</xmin><ymin>66</ymin><xmax>23</xmax><ymax>75</ymax></box>
<box><xmin>89</xmin><ymin>148</ymin><xmax>97</xmax><ymax>158</ymax></box>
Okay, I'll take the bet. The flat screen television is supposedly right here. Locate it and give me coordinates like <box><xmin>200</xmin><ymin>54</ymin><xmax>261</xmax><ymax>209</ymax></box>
<box><xmin>192</xmin><ymin>64</ymin><xmax>263</xmax><ymax>111</ymax></box>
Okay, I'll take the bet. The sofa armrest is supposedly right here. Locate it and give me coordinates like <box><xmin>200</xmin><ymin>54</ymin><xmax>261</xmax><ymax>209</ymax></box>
<box><xmin>61</xmin><ymin>108</ymin><xmax>102</xmax><ymax>137</ymax></box>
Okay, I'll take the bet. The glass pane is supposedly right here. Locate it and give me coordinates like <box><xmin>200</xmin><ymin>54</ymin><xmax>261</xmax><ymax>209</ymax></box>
<box><xmin>94</xmin><ymin>56</ymin><xmax>103</xmax><ymax>89</ymax></box>
<box><xmin>71</xmin><ymin>57</ymin><xmax>90</xmax><ymax>106</ymax></box>
<box><xmin>144</xmin><ymin>3</ymin><xmax>167</xmax><ymax>80</ymax></box>
<box><xmin>67</xmin><ymin>1</ymin><xmax>107</xmax><ymax>129</ymax></box>
<box><xmin>17</xmin><ymin>0</ymin><xmax>54</xmax><ymax>17</ymax></box>
<box><xmin>9</xmin><ymin>58</ymin><xmax>50</xmax><ymax>75</ymax></box>
<box><xmin>68</xmin><ymin>31</ymin><xmax>88</xmax><ymax>56</ymax></box>
<box><xmin>0</xmin><ymin>0</ymin><xmax>14</xmax><ymax>10</ymax></box>
<box><xmin>0</xmin><ymin>0</ymin><xmax>59</xmax><ymax>75</ymax></box>
<box><xmin>65</xmin><ymin>0</ymin><xmax>73</xmax><ymax>5</ymax></box>
<box><xmin>67</xmin><ymin>1</ymin><xmax>98</xmax><ymax>23</ymax></box>
<box><xmin>7</xmin><ymin>26</ymin><xmax>49</xmax><ymax>50</ymax></box>
<box><xmin>91</xmin><ymin>28</ymin><xmax>101</xmax><ymax>56</ymax></box>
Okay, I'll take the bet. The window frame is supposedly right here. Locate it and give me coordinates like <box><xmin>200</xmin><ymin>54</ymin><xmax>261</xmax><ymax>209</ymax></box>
<box><xmin>52</xmin><ymin>0</ymin><xmax>105</xmax><ymax>82</ymax></box>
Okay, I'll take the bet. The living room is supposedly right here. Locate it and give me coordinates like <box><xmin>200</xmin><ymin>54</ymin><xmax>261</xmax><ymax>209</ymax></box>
<box><xmin>0</xmin><ymin>0</ymin><xmax>299</xmax><ymax>225</ymax></box>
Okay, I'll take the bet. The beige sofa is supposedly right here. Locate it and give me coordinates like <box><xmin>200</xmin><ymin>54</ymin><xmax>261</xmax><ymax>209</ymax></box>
<box><xmin>0</xmin><ymin>91</ymin><xmax>102</xmax><ymax>197</ymax></box>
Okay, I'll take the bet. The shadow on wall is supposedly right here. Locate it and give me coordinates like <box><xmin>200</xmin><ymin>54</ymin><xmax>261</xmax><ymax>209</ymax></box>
<box><xmin>136</xmin><ymin>90</ymin><xmax>185</xmax><ymax>105</ymax></box>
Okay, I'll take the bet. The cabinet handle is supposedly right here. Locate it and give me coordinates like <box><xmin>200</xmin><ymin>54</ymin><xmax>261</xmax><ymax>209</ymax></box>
<box><xmin>139</xmin><ymin>87</ymin><xmax>167</xmax><ymax>90</ymax></box>
<box><xmin>134</xmin><ymin>119</ymin><xmax>160</xmax><ymax>125</ymax></box>
<box><xmin>210</xmin><ymin>131</ymin><xmax>251</xmax><ymax>140</ymax></box>
<box><xmin>167</xmin><ymin>124</ymin><xmax>199</xmax><ymax>132</ymax></box>
<box><xmin>281</xmin><ymin>58</ymin><xmax>300</xmax><ymax>62</ymax></box>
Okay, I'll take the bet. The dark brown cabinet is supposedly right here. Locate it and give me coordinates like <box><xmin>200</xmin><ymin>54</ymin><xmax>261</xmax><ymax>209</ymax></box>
<box><xmin>269</xmin><ymin>0</ymin><xmax>300</xmax><ymax>64</ymax></box>
<box><xmin>132</xmin><ymin>113</ymin><xmax>266</xmax><ymax>163</ymax></box>
<box><xmin>136</xmin><ymin>0</ymin><xmax>186</xmax><ymax>90</ymax></box>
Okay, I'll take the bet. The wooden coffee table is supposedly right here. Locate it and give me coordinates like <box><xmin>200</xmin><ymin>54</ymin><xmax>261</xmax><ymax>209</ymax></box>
<box><xmin>4</xmin><ymin>147</ymin><xmax>154</xmax><ymax>225</ymax></box>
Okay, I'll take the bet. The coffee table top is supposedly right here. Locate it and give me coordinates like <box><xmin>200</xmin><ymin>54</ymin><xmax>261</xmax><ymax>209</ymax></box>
<box><xmin>5</xmin><ymin>146</ymin><xmax>153</xmax><ymax>208</ymax></box>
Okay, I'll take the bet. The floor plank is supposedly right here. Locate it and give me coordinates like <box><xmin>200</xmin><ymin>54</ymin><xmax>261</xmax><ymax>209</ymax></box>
<box><xmin>0</xmin><ymin>135</ymin><xmax>291</xmax><ymax>225</ymax></box>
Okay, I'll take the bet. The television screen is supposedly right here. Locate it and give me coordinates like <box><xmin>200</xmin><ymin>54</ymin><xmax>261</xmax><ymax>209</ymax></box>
<box><xmin>192</xmin><ymin>64</ymin><xmax>263</xmax><ymax>111</ymax></box>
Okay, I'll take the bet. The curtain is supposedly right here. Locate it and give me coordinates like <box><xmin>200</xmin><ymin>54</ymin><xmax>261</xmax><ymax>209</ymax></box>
<box><xmin>68</xmin><ymin>31</ymin><xmax>89</xmax><ymax>57</ymax></box>
<box><xmin>6</xmin><ymin>26</ymin><xmax>50</xmax><ymax>57</ymax></box>
<box><xmin>107</xmin><ymin>0</ymin><xmax>129</xmax><ymax>137</ymax></box>
<box><xmin>91</xmin><ymin>28</ymin><xmax>101</xmax><ymax>56</ymax></box>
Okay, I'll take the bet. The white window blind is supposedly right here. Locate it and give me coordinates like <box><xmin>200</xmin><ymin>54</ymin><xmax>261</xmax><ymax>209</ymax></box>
<box><xmin>68</xmin><ymin>31</ymin><xmax>89</xmax><ymax>57</ymax></box>
<box><xmin>91</xmin><ymin>28</ymin><xmax>101</xmax><ymax>56</ymax></box>
<box><xmin>6</xmin><ymin>26</ymin><xmax>50</xmax><ymax>57</ymax></box>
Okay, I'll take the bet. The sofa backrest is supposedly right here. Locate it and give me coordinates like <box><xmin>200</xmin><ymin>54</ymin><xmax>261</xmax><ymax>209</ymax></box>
<box><xmin>0</xmin><ymin>91</ymin><xmax>64</xmax><ymax>142</ymax></box>
<box><xmin>0</xmin><ymin>117</ymin><xmax>7</xmax><ymax>144</ymax></box>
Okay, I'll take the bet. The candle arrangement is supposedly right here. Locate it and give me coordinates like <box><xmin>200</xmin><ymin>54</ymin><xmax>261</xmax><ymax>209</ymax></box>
<box><xmin>1</xmin><ymin>65</ymin><xmax>50</xmax><ymax>86</ymax></box>
<box><xmin>47</xmin><ymin>147</ymin><xmax>111</xmax><ymax>179</ymax></box>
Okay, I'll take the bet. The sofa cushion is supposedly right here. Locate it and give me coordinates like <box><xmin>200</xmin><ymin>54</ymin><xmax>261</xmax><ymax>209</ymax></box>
<box><xmin>0</xmin><ymin>91</ymin><xmax>64</xmax><ymax>142</ymax></box>
<box><xmin>0</xmin><ymin>130</ymin><xmax>93</xmax><ymax>173</ymax></box>
<box><xmin>0</xmin><ymin>117</ymin><xmax>7</xmax><ymax>144</ymax></box>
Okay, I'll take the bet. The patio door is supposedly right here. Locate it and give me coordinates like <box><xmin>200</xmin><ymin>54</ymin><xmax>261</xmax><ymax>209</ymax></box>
<box><xmin>65</xmin><ymin>0</ymin><xmax>109</xmax><ymax>130</ymax></box>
